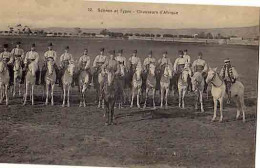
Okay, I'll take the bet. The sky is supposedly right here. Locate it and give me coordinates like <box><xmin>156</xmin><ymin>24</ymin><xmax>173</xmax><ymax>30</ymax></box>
<box><xmin>0</xmin><ymin>0</ymin><xmax>259</xmax><ymax>30</ymax></box>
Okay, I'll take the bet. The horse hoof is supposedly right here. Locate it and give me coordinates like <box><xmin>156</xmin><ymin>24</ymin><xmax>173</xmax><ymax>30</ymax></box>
<box><xmin>105</xmin><ymin>122</ymin><xmax>110</xmax><ymax>126</ymax></box>
<box><xmin>243</xmin><ymin>119</ymin><xmax>246</xmax><ymax>123</ymax></box>
<box><xmin>51</xmin><ymin>103</ymin><xmax>54</xmax><ymax>106</ymax></box>
<box><xmin>45</xmin><ymin>102</ymin><xmax>48</xmax><ymax>105</ymax></box>
<box><xmin>211</xmin><ymin>119</ymin><xmax>216</xmax><ymax>122</ymax></box>
<box><xmin>67</xmin><ymin>104</ymin><xmax>70</xmax><ymax>107</ymax></box>
<box><xmin>201</xmin><ymin>109</ymin><xmax>205</xmax><ymax>113</ymax></box>
<box><xmin>219</xmin><ymin>119</ymin><xmax>223</xmax><ymax>123</ymax></box>
<box><xmin>62</xmin><ymin>104</ymin><xmax>65</xmax><ymax>107</ymax></box>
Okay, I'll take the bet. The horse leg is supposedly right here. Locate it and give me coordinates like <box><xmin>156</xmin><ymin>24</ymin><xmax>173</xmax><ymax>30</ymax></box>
<box><xmin>200</xmin><ymin>91</ymin><xmax>204</xmax><ymax>112</ymax></box>
<box><xmin>178</xmin><ymin>89</ymin><xmax>182</xmax><ymax>108</ymax></box>
<box><xmin>211</xmin><ymin>98</ymin><xmax>217</xmax><ymax>122</ymax></box>
<box><xmin>0</xmin><ymin>86</ymin><xmax>2</xmax><ymax>104</ymax></box>
<box><xmin>165</xmin><ymin>88</ymin><xmax>169</xmax><ymax>108</ymax></box>
<box><xmin>13</xmin><ymin>78</ymin><xmax>16</xmax><ymax>97</ymax></box>
<box><xmin>23</xmin><ymin>84</ymin><xmax>28</xmax><ymax>106</ymax></box>
<box><xmin>130</xmin><ymin>88</ymin><xmax>134</xmax><ymax>108</ymax></box>
<box><xmin>143</xmin><ymin>88</ymin><xmax>148</xmax><ymax>109</ymax></box>
<box><xmin>195</xmin><ymin>91</ymin><xmax>198</xmax><ymax>110</ymax></box>
<box><xmin>31</xmin><ymin>85</ymin><xmax>34</xmax><ymax>105</ymax></box>
<box><xmin>160</xmin><ymin>88</ymin><xmax>164</xmax><ymax>108</ymax></box>
<box><xmin>152</xmin><ymin>88</ymin><xmax>156</xmax><ymax>109</ymax></box>
<box><xmin>45</xmin><ymin>84</ymin><xmax>49</xmax><ymax>105</ymax></box>
<box><xmin>219</xmin><ymin>98</ymin><xmax>224</xmax><ymax>122</ymax></box>
<box><xmin>67</xmin><ymin>85</ymin><xmax>70</xmax><ymax>107</ymax></box>
<box><xmin>5</xmin><ymin>85</ymin><xmax>8</xmax><ymax>106</ymax></box>
<box><xmin>137</xmin><ymin>87</ymin><xmax>141</xmax><ymax>108</ymax></box>
<box><xmin>18</xmin><ymin>82</ymin><xmax>21</xmax><ymax>96</ymax></box>
<box><xmin>51</xmin><ymin>84</ymin><xmax>54</xmax><ymax>106</ymax></box>
<box><xmin>182</xmin><ymin>89</ymin><xmax>186</xmax><ymax>109</ymax></box>
<box><xmin>240</xmin><ymin>96</ymin><xmax>246</xmax><ymax>123</ymax></box>
<box><xmin>83</xmin><ymin>85</ymin><xmax>87</xmax><ymax>107</ymax></box>
<box><xmin>79</xmin><ymin>86</ymin><xmax>83</xmax><ymax>107</ymax></box>
<box><xmin>234</xmin><ymin>96</ymin><xmax>240</xmax><ymax>120</ymax></box>
<box><xmin>62</xmin><ymin>85</ymin><xmax>66</xmax><ymax>107</ymax></box>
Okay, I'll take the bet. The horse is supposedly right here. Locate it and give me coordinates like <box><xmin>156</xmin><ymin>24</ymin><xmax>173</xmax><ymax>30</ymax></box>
<box><xmin>61</xmin><ymin>62</ymin><xmax>75</xmax><ymax>107</ymax></box>
<box><xmin>177</xmin><ymin>65</ymin><xmax>192</xmax><ymax>108</ymax></box>
<box><xmin>103</xmin><ymin>70</ymin><xmax>117</xmax><ymax>125</ymax></box>
<box><xmin>13</xmin><ymin>57</ymin><xmax>23</xmax><ymax>97</ymax></box>
<box><xmin>130</xmin><ymin>66</ymin><xmax>142</xmax><ymax>108</ymax></box>
<box><xmin>160</xmin><ymin>64</ymin><xmax>173</xmax><ymax>108</ymax></box>
<box><xmin>78</xmin><ymin>69</ymin><xmax>91</xmax><ymax>107</ymax></box>
<box><xmin>0</xmin><ymin>61</ymin><xmax>10</xmax><ymax>105</ymax></box>
<box><xmin>44</xmin><ymin>59</ymin><xmax>56</xmax><ymax>106</ymax></box>
<box><xmin>23</xmin><ymin>61</ymin><xmax>37</xmax><ymax>106</ymax></box>
<box><xmin>143</xmin><ymin>64</ymin><xmax>157</xmax><ymax>109</ymax></box>
<box><xmin>191</xmin><ymin>72</ymin><xmax>205</xmax><ymax>112</ymax></box>
<box><xmin>206</xmin><ymin>67</ymin><xmax>245</xmax><ymax>122</ymax></box>
<box><xmin>115</xmin><ymin>64</ymin><xmax>126</xmax><ymax>109</ymax></box>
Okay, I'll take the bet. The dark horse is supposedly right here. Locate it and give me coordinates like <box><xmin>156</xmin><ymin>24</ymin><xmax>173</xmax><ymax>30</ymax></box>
<box><xmin>103</xmin><ymin>71</ymin><xmax>117</xmax><ymax>125</ymax></box>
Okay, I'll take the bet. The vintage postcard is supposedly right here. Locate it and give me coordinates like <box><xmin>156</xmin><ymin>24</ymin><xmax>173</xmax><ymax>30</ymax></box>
<box><xmin>0</xmin><ymin>0</ymin><xmax>259</xmax><ymax>167</ymax></box>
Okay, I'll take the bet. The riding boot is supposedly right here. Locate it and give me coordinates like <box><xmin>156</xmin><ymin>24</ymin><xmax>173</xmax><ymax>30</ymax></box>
<box><xmin>227</xmin><ymin>92</ymin><xmax>231</xmax><ymax>104</ymax></box>
<box><xmin>41</xmin><ymin>70</ymin><xmax>46</xmax><ymax>85</ymax></box>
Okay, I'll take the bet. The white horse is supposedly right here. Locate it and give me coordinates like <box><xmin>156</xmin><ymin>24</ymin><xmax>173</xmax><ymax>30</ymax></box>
<box><xmin>130</xmin><ymin>66</ymin><xmax>142</xmax><ymax>108</ymax></box>
<box><xmin>160</xmin><ymin>64</ymin><xmax>172</xmax><ymax>108</ymax></box>
<box><xmin>206</xmin><ymin>67</ymin><xmax>245</xmax><ymax>122</ymax></box>
<box><xmin>178</xmin><ymin>65</ymin><xmax>192</xmax><ymax>108</ymax></box>
<box><xmin>116</xmin><ymin>64</ymin><xmax>126</xmax><ymax>109</ymax></box>
<box><xmin>45</xmin><ymin>59</ymin><xmax>56</xmax><ymax>106</ymax></box>
<box><xmin>62</xmin><ymin>62</ymin><xmax>75</xmax><ymax>107</ymax></box>
<box><xmin>13</xmin><ymin>57</ymin><xmax>23</xmax><ymax>97</ymax></box>
<box><xmin>23</xmin><ymin>61</ymin><xmax>37</xmax><ymax>106</ymax></box>
<box><xmin>78</xmin><ymin>69</ymin><xmax>90</xmax><ymax>107</ymax></box>
<box><xmin>143</xmin><ymin>64</ymin><xmax>157</xmax><ymax>109</ymax></box>
<box><xmin>0</xmin><ymin>61</ymin><xmax>10</xmax><ymax>105</ymax></box>
<box><xmin>191</xmin><ymin>72</ymin><xmax>205</xmax><ymax>112</ymax></box>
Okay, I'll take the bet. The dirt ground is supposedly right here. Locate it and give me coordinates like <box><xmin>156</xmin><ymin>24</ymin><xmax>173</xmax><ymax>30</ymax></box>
<box><xmin>0</xmin><ymin>86</ymin><xmax>257</xmax><ymax>168</ymax></box>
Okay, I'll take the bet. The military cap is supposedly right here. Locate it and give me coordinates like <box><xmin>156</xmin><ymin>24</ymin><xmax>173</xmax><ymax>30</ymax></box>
<box><xmin>16</xmin><ymin>41</ymin><xmax>21</xmax><ymax>45</ymax></box>
<box><xmin>198</xmin><ymin>52</ymin><xmax>203</xmax><ymax>56</ymax></box>
<box><xmin>65</xmin><ymin>46</ymin><xmax>69</xmax><ymax>49</ymax></box>
<box><xmin>148</xmin><ymin>50</ymin><xmax>153</xmax><ymax>55</ymax></box>
<box><xmin>100</xmin><ymin>48</ymin><xmax>105</xmax><ymax>52</ymax></box>
<box><xmin>117</xmin><ymin>49</ymin><xmax>123</xmax><ymax>54</ymax></box>
<box><xmin>48</xmin><ymin>43</ymin><xmax>53</xmax><ymax>47</ymax></box>
<box><xmin>184</xmin><ymin>49</ymin><xmax>188</xmax><ymax>52</ymax></box>
<box><xmin>31</xmin><ymin>43</ymin><xmax>36</xmax><ymax>47</ymax></box>
<box><xmin>133</xmin><ymin>50</ymin><xmax>137</xmax><ymax>54</ymax></box>
<box><xmin>224</xmin><ymin>58</ymin><xmax>230</xmax><ymax>63</ymax></box>
<box><xmin>163</xmin><ymin>51</ymin><xmax>168</xmax><ymax>54</ymax></box>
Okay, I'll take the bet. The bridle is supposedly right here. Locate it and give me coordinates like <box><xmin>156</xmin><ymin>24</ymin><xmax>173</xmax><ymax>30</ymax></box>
<box><xmin>209</xmin><ymin>72</ymin><xmax>223</xmax><ymax>87</ymax></box>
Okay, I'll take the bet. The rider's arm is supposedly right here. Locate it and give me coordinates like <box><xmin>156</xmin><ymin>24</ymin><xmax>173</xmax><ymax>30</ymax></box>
<box><xmin>8</xmin><ymin>53</ymin><xmax>14</xmax><ymax>64</ymax></box>
<box><xmin>203</xmin><ymin>61</ymin><xmax>208</xmax><ymax>73</ymax></box>
<box><xmin>70</xmin><ymin>54</ymin><xmax>74</xmax><ymax>62</ymax></box>
<box><xmin>85</xmin><ymin>57</ymin><xmax>91</xmax><ymax>69</ymax></box>
<box><xmin>59</xmin><ymin>54</ymin><xmax>64</xmax><ymax>66</ymax></box>
<box><xmin>93</xmin><ymin>56</ymin><xmax>98</xmax><ymax>67</ymax></box>
<box><xmin>24</xmin><ymin>52</ymin><xmax>29</xmax><ymax>65</ymax></box>
<box><xmin>35</xmin><ymin>52</ymin><xmax>40</xmax><ymax>64</ymax></box>
<box><xmin>232</xmin><ymin>67</ymin><xmax>239</xmax><ymax>79</ymax></box>
<box><xmin>173</xmin><ymin>58</ymin><xmax>178</xmax><ymax>72</ymax></box>
<box><xmin>53</xmin><ymin>51</ymin><xmax>57</xmax><ymax>62</ymax></box>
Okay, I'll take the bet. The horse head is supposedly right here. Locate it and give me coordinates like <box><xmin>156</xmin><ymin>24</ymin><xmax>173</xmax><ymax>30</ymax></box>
<box><xmin>67</xmin><ymin>61</ymin><xmax>75</xmax><ymax>76</ymax></box>
<box><xmin>14</xmin><ymin>58</ymin><xmax>22</xmax><ymax>71</ymax></box>
<box><xmin>149</xmin><ymin>64</ymin><xmax>156</xmax><ymax>76</ymax></box>
<box><xmin>119</xmin><ymin>64</ymin><xmax>125</xmax><ymax>77</ymax></box>
<box><xmin>28</xmin><ymin>62</ymin><xmax>37</xmax><ymax>77</ymax></box>
<box><xmin>0</xmin><ymin>61</ymin><xmax>6</xmax><ymax>73</ymax></box>
<box><xmin>206</xmin><ymin>67</ymin><xmax>217</xmax><ymax>84</ymax></box>
<box><xmin>181</xmin><ymin>69</ymin><xmax>190</xmax><ymax>83</ymax></box>
<box><xmin>135</xmin><ymin>66</ymin><xmax>142</xmax><ymax>81</ymax></box>
<box><xmin>107</xmin><ymin>71</ymin><xmax>115</xmax><ymax>86</ymax></box>
<box><xmin>47</xmin><ymin>59</ymin><xmax>55</xmax><ymax>75</ymax></box>
<box><xmin>191</xmin><ymin>72</ymin><xmax>203</xmax><ymax>91</ymax></box>
<box><xmin>163</xmin><ymin>65</ymin><xmax>172</xmax><ymax>78</ymax></box>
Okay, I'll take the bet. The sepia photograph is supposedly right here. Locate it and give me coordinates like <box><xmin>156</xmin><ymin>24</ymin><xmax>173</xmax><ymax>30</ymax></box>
<box><xmin>0</xmin><ymin>0</ymin><xmax>259</xmax><ymax>167</ymax></box>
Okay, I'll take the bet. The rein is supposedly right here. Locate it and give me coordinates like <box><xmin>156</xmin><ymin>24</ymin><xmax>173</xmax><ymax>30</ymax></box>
<box><xmin>210</xmin><ymin>72</ymin><xmax>223</xmax><ymax>88</ymax></box>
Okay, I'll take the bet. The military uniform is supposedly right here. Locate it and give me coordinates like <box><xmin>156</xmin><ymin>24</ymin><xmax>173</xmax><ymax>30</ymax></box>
<box><xmin>11</xmin><ymin>44</ymin><xmax>25</xmax><ymax>84</ymax></box>
<box><xmin>183</xmin><ymin>54</ymin><xmax>191</xmax><ymax>65</ymax></box>
<box><xmin>192</xmin><ymin>59</ymin><xmax>208</xmax><ymax>77</ymax></box>
<box><xmin>58</xmin><ymin>48</ymin><xmax>74</xmax><ymax>86</ymax></box>
<box><xmin>173</xmin><ymin>57</ymin><xmax>186</xmax><ymax>74</ymax></box>
<box><xmin>143</xmin><ymin>57</ymin><xmax>156</xmax><ymax>71</ymax></box>
<box><xmin>129</xmin><ymin>56</ymin><xmax>141</xmax><ymax>70</ymax></box>
<box><xmin>0</xmin><ymin>49</ymin><xmax>13</xmax><ymax>85</ymax></box>
<box><xmin>220</xmin><ymin>59</ymin><xmax>239</xmax><ymax>103</ymax></box>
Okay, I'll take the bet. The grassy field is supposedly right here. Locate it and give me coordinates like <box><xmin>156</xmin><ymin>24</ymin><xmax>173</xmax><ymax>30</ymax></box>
<box><xmin>0</xmin><ymin>37</ymin><xmax>258</xmax><ymax>167</ymax></box>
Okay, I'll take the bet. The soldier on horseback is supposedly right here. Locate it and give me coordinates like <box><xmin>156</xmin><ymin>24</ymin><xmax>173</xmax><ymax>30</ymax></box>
<box><xmin>41</xmin><ymin>43</ymin><xmax>58</xmax><ymax>85</ymax></box>
<box><xmin>143</xmin><ymin>50</ymin><xmax>156</xmax><ymax>72</ymax></box>
<box><xmin>115</xmin><ymin>49</ymin><xmax>126</xmax><ymax>67</ymax></box>
<box><xmin>183</xmin><ymin>49</ymin><xmax>191</xmax><ymax>65</ymax></box>
<box><xmin>220</xmin><ymin>58</ymin><xmax>239</xmax><ymax>104</ymax></box>
<box><xmin>192</xmin><ymin>52</ymin><xmax>209</xmax><ymax>92</ymax></box>
<box><xmin>59</xmin><ymin>46</ymin><xmax>74</xmax><ymax>86</ymax></box>
<box><xmin>158</xmin><ymin>51</ymin><xmax>172</xmax><ymax>74</ymax></box>
<box><xmin>0</xmin><ymin>44</ymin><xmax>13</xmax><ymax>86</ymax></box>
<box><xmin>23</xmin><ymin>43</ymin><xmax>40</xmax><ymax>85</ymax></box>
<box><xmin>11</xmin><ymin>42</ymin><xmax>25</xmax><ymax>84</ymax></box>
<box><xmin>93</xmin><ymin>48</ymin><xmax>107</xmax><ymax>88</ymax></box>
<box><xmin>77</xmin><ymin>48</ymin><xmax>91</xmax><ymax>85</ymax></box>
<box><xmin>173</xmin><ymin>50</ymin><xmax>188</xmax><ymax>88</ymax></box>
<box><xmin>128</xmin><ymin>50</ymin><xmax>142</xmax><ymax>76</ymax></box>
